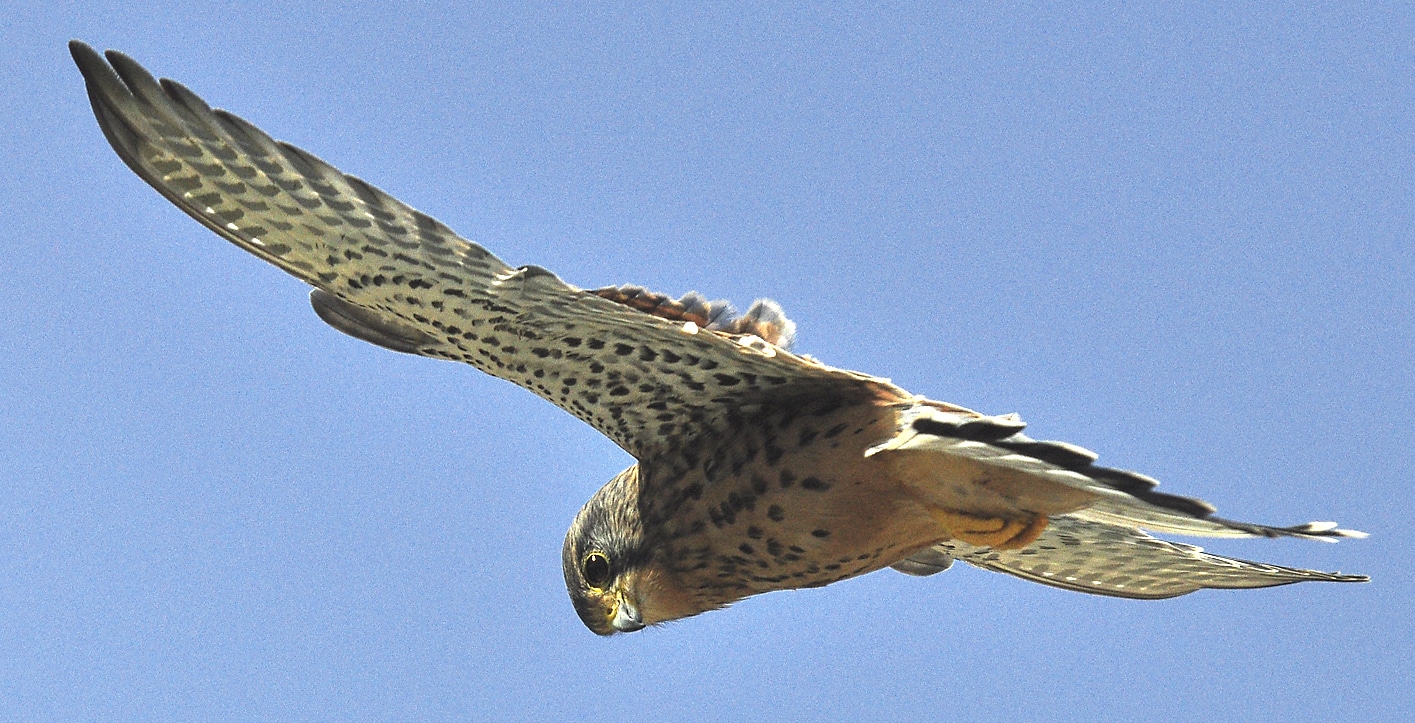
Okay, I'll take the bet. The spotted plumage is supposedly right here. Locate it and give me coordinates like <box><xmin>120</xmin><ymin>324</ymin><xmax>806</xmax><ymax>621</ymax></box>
<box><xmin>73</xmin><ymin>42</ymin><xmax>1366</xmax><ymax>636</ymax></box>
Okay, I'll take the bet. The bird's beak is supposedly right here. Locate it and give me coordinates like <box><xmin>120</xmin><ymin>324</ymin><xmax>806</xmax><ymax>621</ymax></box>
<box><xmin>610</xmin><ymin>593</ymin><xmax>645</xmax><ymax>633</ymax></box>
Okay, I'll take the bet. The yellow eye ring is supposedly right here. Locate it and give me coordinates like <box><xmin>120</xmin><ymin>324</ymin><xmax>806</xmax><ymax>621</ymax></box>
<box><xmin>582</xmin><ymin>551</ymin><xmax>612</xmax><ymax>589</ymax></box>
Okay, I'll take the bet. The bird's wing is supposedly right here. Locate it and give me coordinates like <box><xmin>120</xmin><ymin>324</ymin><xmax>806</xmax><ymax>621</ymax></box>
<box><xmin>869</xmin><ymin>403</ymin><xmax>1367</xmax><ymax>541</ymax></box>
<box><xmin>873</xmin><ymin>403</ymin><xmax>1365</xmax><ymax>593</ymax></box>
<box><xmin>71</xmin><ymin>42</ymin><xmax>908</xmax><ymax>459</ymax></box>
<box><xmin>930</xmin><ymin>516</ymin><xmax>1368</xmax><ymax>599</ymax></box>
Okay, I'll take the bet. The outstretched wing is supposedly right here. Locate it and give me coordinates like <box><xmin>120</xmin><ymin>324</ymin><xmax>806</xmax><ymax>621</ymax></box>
<box><xmin>71</xmin><ymin>41</ymin><xmax>906</xmax><ymax>459</ymax></box>
<box><xmin>931</xmin><ymin>516</ymin><xmax>1367</xmax><ymax>599</ymax></box>
<box><xmin>873</xmin><ymin>403</ymin><xmax>1366</xmax><ymax>542</ymax></box>
<box><xmin>876</xmin><ymin>404</ymin><xmax>1365</xmax><ymax>595</ymax></box>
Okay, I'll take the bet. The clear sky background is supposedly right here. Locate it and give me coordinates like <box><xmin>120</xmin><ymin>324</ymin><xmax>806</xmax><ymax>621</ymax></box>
<box><xmin>2</xmin><ymin>2</ymin><xmax>1410</xmax><ymax>720</ymax></box>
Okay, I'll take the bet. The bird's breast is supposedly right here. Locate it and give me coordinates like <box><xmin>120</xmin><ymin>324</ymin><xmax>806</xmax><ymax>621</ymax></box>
<box><xmin>639</xmin><ymin>400</ymin><xmax>942</xmax><ymax>604</ymax></box>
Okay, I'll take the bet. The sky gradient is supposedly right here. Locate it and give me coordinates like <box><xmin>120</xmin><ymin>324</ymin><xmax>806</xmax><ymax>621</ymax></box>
<box><xmin>2</xmin><ymin>3</ymin><xmax>1410</xmax><ymax>720</ymax></box>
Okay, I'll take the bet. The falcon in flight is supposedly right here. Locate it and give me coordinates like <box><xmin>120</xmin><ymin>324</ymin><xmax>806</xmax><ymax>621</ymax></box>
<box><xmin>71</xmin><ymin>41</ymin><xmax>1366</xmax><ymax>635</ymax></box>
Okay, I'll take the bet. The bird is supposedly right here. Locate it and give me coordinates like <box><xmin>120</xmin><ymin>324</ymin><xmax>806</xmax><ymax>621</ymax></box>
<box><xmin>70</xmin><ymin>41</ymin><xmax>1367</xmax><ymax>636</ymax></box>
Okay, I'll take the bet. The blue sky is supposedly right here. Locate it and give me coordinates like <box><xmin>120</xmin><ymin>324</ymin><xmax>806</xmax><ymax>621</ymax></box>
<box><xmin>3</xmin><ymin>2</ymin><xmax>1410</xmax><ymax>720</ymax></box>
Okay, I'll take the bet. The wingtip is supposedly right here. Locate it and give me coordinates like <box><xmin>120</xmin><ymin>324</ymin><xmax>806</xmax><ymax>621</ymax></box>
<box><xmin>1291</xmin><ymin>521</ymin><xmax>1368</xmax><ymax>541</ymax></box>
<box><xmin>66</xmin><ymin>40</ymin><xmax>141</xmax><ymax>82</ymax></box>
<box><xmin>68</xmin><ymin>39</ymin><xmax>106</xmax><ymax>73</ymax></box>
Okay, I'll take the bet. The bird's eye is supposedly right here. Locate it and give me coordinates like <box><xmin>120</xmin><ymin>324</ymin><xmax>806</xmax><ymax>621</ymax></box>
<box><xmin>582</xmin><ymin>552</ymin><xmax>612</xmax><ymax>589</ymax></box>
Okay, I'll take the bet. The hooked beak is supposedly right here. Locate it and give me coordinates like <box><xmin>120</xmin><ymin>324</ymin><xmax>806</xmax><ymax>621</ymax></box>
<box><xmin>610</xmin><ymin>594</ymin><xmax>645</xmax><ymax>633</ymax></box>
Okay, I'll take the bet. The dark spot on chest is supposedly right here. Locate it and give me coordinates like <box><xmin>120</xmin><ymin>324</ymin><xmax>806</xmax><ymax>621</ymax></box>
<box><xmin>750</xmin><ymin>475</ymin><xmax>769</xmax><ymax>495</ymax></box>
<box><xmin>709</xmin><ymin>505</ymin><xmax>735</xmax><ymax>527</ymax></box>
<box><xmin>726</xmin><ymin>491</ymin><xmax>755</xmax><ymax>512</ymax></box>
<box><xmin>764</xmin><ymin>445</ymin><xmax>784</xmax><ymax>465</ymax></box>
<box><xmin>778</xmin><ymin>469</ymin><xmax>796</xmax><ymax>489</ymax></box>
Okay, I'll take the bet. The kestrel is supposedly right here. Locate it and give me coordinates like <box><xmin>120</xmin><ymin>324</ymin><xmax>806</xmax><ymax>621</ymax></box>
<box><xmin>72</xmin><ymin>42</ymin><xmax>1366</xmax><ymax>635</ymax></box>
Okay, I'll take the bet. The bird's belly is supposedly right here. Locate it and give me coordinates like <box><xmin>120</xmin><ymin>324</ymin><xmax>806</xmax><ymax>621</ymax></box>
<box><xmin>646</xmin><ymin>402</ymin><xmax>943</xmax><ymax>598</ymax></box>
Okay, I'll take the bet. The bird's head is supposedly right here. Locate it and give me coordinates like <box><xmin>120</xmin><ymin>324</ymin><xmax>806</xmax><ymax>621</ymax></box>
<box><xmin>563</xmin><ymin>465</ymin><xmax>698</xmax><ymax>635</ymax></box>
